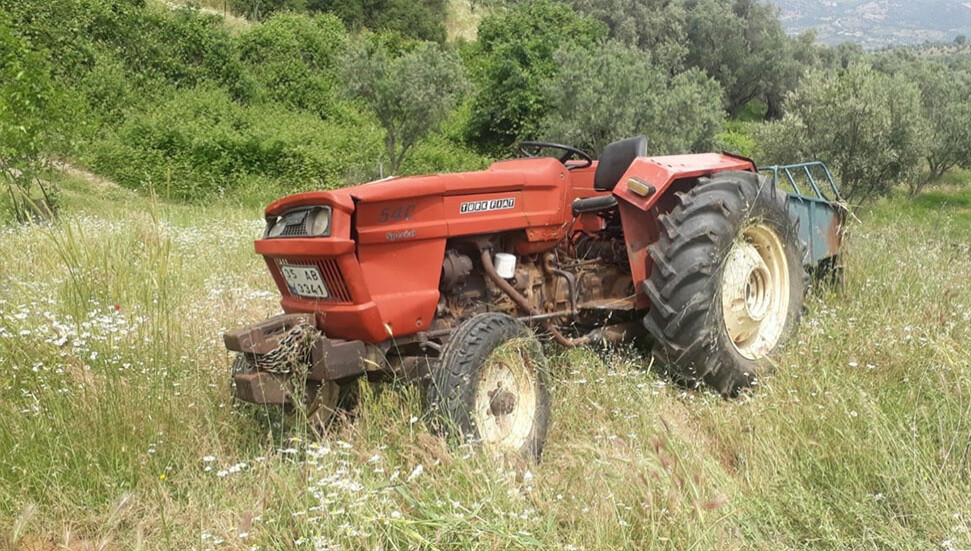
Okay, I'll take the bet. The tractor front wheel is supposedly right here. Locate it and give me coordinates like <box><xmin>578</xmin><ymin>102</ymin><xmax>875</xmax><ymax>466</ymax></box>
<box><xmin>428</xmin><ymin>313</ymin><xmax>551</xmax><ymax>461</ymax></box>
<box><xmin>642</xmin><ymin>171</ymin><xmax>807</xmax><ymax>396</ymax></box>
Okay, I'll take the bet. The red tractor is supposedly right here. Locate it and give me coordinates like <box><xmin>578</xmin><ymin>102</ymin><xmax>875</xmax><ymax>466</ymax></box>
<box><xmin>224</xmin><ymin>136</ymin><xmax>844</xmax><ymax>459</ymax></box>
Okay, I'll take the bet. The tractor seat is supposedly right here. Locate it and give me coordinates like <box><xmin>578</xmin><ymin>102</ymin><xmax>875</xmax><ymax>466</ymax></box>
<box><xmin>594</xmin><ymin>135</ymin><xmax>648</xmax><ymax>191</ymax></box>
<box><xmin>571</xmin><ymin>136</ymin><xmax>648</xmax><ymax>216</ymax></box>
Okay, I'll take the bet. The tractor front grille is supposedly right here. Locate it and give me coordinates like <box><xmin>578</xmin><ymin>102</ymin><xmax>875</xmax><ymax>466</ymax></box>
<box><xmin>273</xmin><ymin>258</ymin><xmax>353</xmax><ymax>303</ymax></box>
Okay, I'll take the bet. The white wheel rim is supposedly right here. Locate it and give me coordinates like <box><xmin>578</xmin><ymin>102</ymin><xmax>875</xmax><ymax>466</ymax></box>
<box><xmin>721</xmin><ymin>223</ymin><xmax>790</xmax><ymax>360</ymax></box>
<box><xmin>472</xmin><ymin>339</ymin><xmax>538</xmax><ymax>452</ymax></box>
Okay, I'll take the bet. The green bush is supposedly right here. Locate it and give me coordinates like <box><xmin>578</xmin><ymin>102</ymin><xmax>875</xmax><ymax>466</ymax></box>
<box><xmin>229</xmin><ymin>0</ymin><xmax>308</xmax><ymax>20</ymax></box>
<box><xmin>307</xmin><ymin>0</ymin><xmax>448</xmax><ymax>43</ymax></box>
<box><xmin>237</xmin><ymin>13</ymin><xmax>347</xmax><ymax>116</ymax></box>
<box><xmin>714</xmin><ymin>121</ymin><xmax>759</xmax><ymax>158</ymax></box>
<box><xmin>463</xmin><ymin>0</ymin><xmax>607</xmax><ymax>153</ymax></box>
<box><xmin>0</xmin><ymin>18</ymin><xmax>65</xmax><ymax>222</ymax></box>
<box><xmin>400</xmin><ymin>135</ymin><xmax>490</xmax><ymax>176</ymax></box>
<box><xmin>86</xmin><ymin>87</ymin><xmax>384</xmax><ymax>200</ymax></box>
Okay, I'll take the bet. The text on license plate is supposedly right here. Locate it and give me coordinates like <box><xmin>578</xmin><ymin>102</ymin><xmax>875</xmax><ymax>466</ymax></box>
<box><xmin>280</xmin><ymin>264</ymin><xmax>329</xmax><ymax>299</ymax></box>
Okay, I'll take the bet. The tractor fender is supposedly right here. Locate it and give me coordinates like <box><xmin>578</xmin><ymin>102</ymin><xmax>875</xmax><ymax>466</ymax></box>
<box><xmin>610</xmin><ymin>153</ymin><xmax>757</xmax><ymax>309</ymax></box>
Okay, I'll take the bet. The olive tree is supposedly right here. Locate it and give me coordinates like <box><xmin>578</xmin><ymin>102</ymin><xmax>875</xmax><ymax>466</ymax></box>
<box><xmin>682</xmin><ymin>0</ymin><xmax>803</xmax><ymax>118</ymax></box>
<box><xmin>342</xmin><ymin>41</ymin><xmax>467</xmax><ymax>173</ymax></box>
<box><xmin>539</xmin><ymin>40</ymin><xmax>724</xmax><ymax>155</ymax></box>
<box><xmin>568</xmin><ymin>0</ymin><xmax>687</xmax><ymax>69</ymax></box>
<box><xmin>906</xmin><ymin>61</ymin><xmax>971</xmax><ymax>196</ymax></box>
<box><xmin>759</xmin><ymin>64</ymin><xmax>929</xmax><ymax>202</ymax></box>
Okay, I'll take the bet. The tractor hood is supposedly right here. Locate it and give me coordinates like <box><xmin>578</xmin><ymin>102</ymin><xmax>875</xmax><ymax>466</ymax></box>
<box><xmin>263</xmin><ymin>158</ymin><xmax>570</xmax><ymax>217</ymax></box>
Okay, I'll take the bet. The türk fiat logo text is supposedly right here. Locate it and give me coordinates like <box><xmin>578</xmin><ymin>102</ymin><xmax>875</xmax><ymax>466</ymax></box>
<box><xmin>459</xmin><ymin>197</ymin><xmax>516</xmax><ymax>214</ymax></box>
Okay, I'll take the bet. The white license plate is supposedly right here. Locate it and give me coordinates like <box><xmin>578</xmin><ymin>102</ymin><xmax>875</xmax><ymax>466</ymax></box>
<box><xmin>280</xmin><ymin>264</ymin><xmax>329</xmax><ymax>299</ymax></box>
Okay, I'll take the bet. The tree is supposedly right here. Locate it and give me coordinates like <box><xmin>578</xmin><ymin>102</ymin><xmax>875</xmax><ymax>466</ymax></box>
<box><xmin>759</xmin><ymin>64</ymin><xmax>929</xmax><ymax>202</ymax></box>
<box><xmin>463</xmin><ymin>0</ymin><xmax>607</xmax><ymax>153</ymax></box>
<box><xmin>682</xmin><ymin>0</ymin><xmax>804</xmax><ymax>118</ymax></box>
<box><xmin>0</xmin><ymin>20</ymin><xmax>64</xmax><ymax>222</ymax></box>
<box><xmin>568</xmin><ymin>0</ymin><xmax>687</xmax><ymax>69</ymax></box>
<box><xmin>342</xmin><ymin>41</ymin><xmax>467</xmax><ymax>173</ymax></box>
<box><xmin>539</xmin><ymin>41</ymin><xmax>724</xmax><ymax>155</ymax></box>
<box><xmin>904</xmin><ymin>61</ymin><xmax>971</xmax><ymax>195</ymax></box>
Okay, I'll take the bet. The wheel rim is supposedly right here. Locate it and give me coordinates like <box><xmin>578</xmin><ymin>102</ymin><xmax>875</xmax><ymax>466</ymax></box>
<box><xmin>721</xmin><ymin>223</ymin><xmax>790</xmax><ymax>360</ymax></box>
<box><xmin>472</xmin><ymin>339</ymin><xmax>538</xmax><ymax>452</ymax></box>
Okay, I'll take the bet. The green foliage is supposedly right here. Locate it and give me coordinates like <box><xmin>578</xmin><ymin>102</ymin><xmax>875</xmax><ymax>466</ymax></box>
<box><xmin>463</xmin><ymin>0</ymin><xmax>607</xmax><ymax>153</ymax></box>
<box><xmin>714</xmin><ymin>121</ymin><xmax>758</xmax><ymax>158</ymax></box>
<box><xmin>85</xmin><ymin>87</ymin><xmax>384</xmax><ymax>200</ymax></box>
<box><xmin>342</xmin><ymin>40</ymin><xmax>468</xmax><ymax>172</ymax></box>
<box><xmin>682</xmin><ymin>0</ymin><xmax>802</xmax><ymax>118</ymax></box>
<box><xmin>759</xmin><ymin>64</ymin><xmax>930</xmax><ymax>202</ymax></box>
<box><xmin>538</xmin><ymin>41</ymin><xmax>724</xmax><ymax>155</ymax></box>
<box><xmin>568</xmin><ymin>0</ymin><xmax>687</xmax><ymax>68</ymax></box>
<box><xmin>308</xmin><ymin>0</ymin><xmax>448</xmax><ymax>42</ymax></box>
<box><xmin>873</xmin><ymin>57</ymin><xmax>971</xmax><ymax>195</ymax></box>
<box><xmin>229</xmin><ymin>0</ymin><xmax>308</xmax><ymax>21</ymax></box>
<box><xmin>0</xmin><ymin>19</ymin><xmax>63</xmax><ymax>222</ymax></box>
<box><xmin>908</xmin><ymin>62</ymin><xmax>971</xmax><ymax>195</ymax></box>
<box><xmin>237</xmin><ymin>13</ymin><xmax>347</xmax><ymax>116</ymax></box>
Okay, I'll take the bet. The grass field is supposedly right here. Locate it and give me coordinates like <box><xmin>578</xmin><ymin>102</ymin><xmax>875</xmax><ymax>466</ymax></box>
<box><xmin>1</xmin><ymin>171</ymin><xmax>969</xmax><ymax>550</ymax></box>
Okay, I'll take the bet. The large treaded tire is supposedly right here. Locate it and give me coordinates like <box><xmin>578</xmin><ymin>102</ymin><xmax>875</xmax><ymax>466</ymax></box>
<box><xmin>642</xmin><ymin>171</ymin><xmax>808</xmax><ymax>396</ymax></box>
<box><xmin>427</xmin><ymin>313</ymin><xmax>551</xmax><ymax>461</ymax></box>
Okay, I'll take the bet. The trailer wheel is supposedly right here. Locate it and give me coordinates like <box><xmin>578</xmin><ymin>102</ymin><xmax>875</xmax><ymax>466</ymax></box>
<box><xmin>428</xmin><ymin>313</ymin><xmax>551</xmax><ymax>461</ymax></box>
<box><xmin>642</xmin><ymin>171</ymin><xmax>807</xmax><ymax>396</ymax></box>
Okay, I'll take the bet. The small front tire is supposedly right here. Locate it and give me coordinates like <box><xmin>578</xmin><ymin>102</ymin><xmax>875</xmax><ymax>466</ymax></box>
<box><xmin>428</xmin><ymin>313</ymin><xmax>552</xmax><ymax>461</ymax></box>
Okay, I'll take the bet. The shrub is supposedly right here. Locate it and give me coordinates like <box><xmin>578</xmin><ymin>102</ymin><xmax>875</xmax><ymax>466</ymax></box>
<box><xmin>0</xmin><ymin>19</ymin><xmax>65</xmax><ymax>222</ymax></box>
<box><xmin>307</xmin><ymin>0</ymin><xmax>447</xmax><ymax>43</ymax></box>
<box><xmin>237</xmin><ymin>13</ymin><xmax>347</xmax><ymax>116</ymax></box>
<box><xmin>714</xmin><ymin>121</ymin><xmax>759</xmax><ymax>159</ymax></box>
<box><xmin>86</xmin><ymin>87</ymin><xmax>384</xmax><ymax>200</ymax></box>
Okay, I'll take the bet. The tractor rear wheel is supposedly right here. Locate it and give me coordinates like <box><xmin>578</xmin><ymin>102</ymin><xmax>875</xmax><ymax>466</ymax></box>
<box><xmin>642</xmin><ymin>171</ymin><xmax>807</xmax><ymax>396</ymax></box>
<box><xmin>428</xmin><ymin>313</ymin><xmax>551</xmax><ymax>461</ymax></box>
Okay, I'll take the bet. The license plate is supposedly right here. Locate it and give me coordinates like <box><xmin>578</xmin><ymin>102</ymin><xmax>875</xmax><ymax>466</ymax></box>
<box><xmin>280</xmin><ymin>264</ymin><xmax>329</xmax><ymax>299</ymax></box>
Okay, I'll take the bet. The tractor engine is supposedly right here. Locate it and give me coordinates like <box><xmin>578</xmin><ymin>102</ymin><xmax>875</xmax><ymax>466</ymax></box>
<box><xmin>433</xmin><ymin>233</ymin><xmax>635</xmax><ymax>334</ymax></box>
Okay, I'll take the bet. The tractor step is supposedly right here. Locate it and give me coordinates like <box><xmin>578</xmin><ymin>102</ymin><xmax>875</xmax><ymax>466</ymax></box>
<box><xmin>577</xmin><ymin>297</ymin><xmax>637</xmax><ymax>312</ymax></box>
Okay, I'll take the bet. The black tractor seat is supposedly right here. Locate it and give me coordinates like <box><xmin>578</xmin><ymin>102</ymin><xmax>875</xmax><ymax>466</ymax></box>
<box><xmin>571</xmin><ymin>135</ymin><xmax>648</xmax><ymax>217</ymax></box>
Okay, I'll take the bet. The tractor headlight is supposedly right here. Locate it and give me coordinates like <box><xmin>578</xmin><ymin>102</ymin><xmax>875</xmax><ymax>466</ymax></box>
<box><xmin>267</xmin><ymin>216</ymin><xmax>286</xmax><ymax>238</ymax></box>
<box><xmin>308</xmin><ymin>207</ymin><xmax>332</xmax><ymax>237</ymax></box>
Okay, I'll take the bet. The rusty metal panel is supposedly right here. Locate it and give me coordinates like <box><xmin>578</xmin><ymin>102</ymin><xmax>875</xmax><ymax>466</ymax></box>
<box><xmin>223</xmin><ymin>313</ymin><xmax>315</xmax><ymax>354</ymax></box>
<box><xmin>308</xmin><ymin>338</ymin><xmax>367</xmax><ymax>381</ymax></box>
<box><xmin>787</xmin><ymin>195</ymin><xmax>844</xmax><ymax>265</ymax></box>
<box><xmin>232</xmin><ymin>371</ymin><xmax>290</xmax><ymax>404</ymax></box>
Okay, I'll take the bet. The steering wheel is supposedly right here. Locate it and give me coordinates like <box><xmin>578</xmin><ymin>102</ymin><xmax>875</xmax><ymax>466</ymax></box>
<box><xmin>517</xmin><ymin>141</ymin><xmax>593</xmax><ymax>169</ymax></box>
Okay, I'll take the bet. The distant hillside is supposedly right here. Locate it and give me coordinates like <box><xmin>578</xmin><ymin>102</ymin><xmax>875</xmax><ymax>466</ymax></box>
<box><xmin>768</xmin><ymin>0</ymin><xmax>971</xmax><ymax>47</ymax></box>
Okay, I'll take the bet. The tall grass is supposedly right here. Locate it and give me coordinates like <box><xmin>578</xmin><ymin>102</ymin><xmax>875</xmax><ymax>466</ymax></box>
<box><xmin>1</xmin><ymin>174</ymin><xmax>969</xmax><ymax>550</ymax></box>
